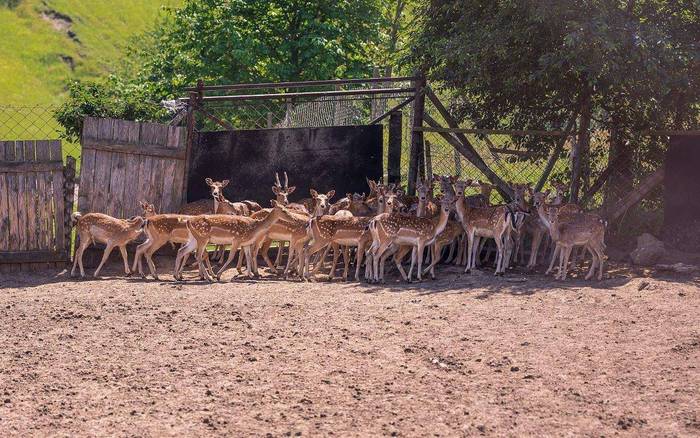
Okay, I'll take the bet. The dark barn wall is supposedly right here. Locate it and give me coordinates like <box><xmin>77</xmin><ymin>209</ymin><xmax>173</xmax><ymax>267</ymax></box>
<box><xmin>663</xmin><ymin>135</ymin><xmax>700</xmax><ymax>252</ymax></box>
<box><xmin>188</xmin><ymin>125</ymin><xmax>383</xmax><ymax>206</ymax></box>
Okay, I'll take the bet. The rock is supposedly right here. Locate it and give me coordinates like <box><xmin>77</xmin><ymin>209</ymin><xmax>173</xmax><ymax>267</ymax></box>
<box><xmin>630</xmin><ymin>233</ymin><xmax>666</xmax><ymax>266</ymax></box>
<box><xmin>655</xmin><ymin>262</ymin><xmax>698</xmax><ymax>274</ymax></box>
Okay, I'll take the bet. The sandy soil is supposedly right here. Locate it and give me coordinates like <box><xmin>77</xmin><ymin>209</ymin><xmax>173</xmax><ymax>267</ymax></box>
<box><xmin>0</xmin><ymin>259</ymin><xmax>699</xmax><ymax>437</ymax></box>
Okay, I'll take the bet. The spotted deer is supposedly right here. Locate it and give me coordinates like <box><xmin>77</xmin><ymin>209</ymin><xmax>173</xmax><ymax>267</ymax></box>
<box><xmin>368</xmin><ymin>195</ymin><xmax>455</xmax><ymax>282</ymax></box>
<box><xmin>71</xmin><ymin>212</ymin><xmax>146</xmax><ymax>278</ymax></box>
<box><xmin>174</xmin><ymin>202</ymin><xmax>296</xmax><ymax>282</ymax></box>
<box><xmin>131</xmin><ymin>202</ymin><xmax>214</xmax><ymax>280</ymax></box>
<box><xmin>454</xmin><ymin>180</ymin><xmax>524</xmax><ymax>275</ymax></box>
<box><xmin>178</xmin><ymin>178</ymin><xmax>229</xmax><ymax>215</ymax></box>
<box><xmin>253</xmin><ymin>207</ymin><xmax>312</xmax><ymax>278</ymax></box>
<box><xmin>541</xmin><ymin>206</ymin><xmax>606</xmax><ymax>280</ymax></box>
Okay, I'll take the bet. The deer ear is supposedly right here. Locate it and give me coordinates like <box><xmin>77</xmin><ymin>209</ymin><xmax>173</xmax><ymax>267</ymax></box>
<box><xmin>544</xmin><ymin>189</ymin><xmax>551</xmax><ymax>197</ymax></box>
<box><xmin>272</xmin><ymin>186</ymin><xmax>280</xmax><ymax>195</ymax></box>
<box><xmin>205</xmin><ymin>178</ymin><xmax>213</xmax><ymax>186</ymax></box>
<box><xmin>221</xmin><ymin>180</ymin><xmax>230</xmax><ymax>187</ymax></box>
<box><xmin>287</xmin><ymin>186</ymin><xmax>296</xmax><ymax>194</ymax></box>
<box><xmin>326</xmin><ymin>190</ymin><xmax>335</xmax><ymax>199</ymax></box>
<box><xmin>310</xmin><ymin>189</ymin><xmax>319</xmax><ymax>198</ymax></box>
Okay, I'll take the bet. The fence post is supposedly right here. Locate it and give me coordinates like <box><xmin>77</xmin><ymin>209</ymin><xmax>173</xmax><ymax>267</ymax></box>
<box><xmin>570</xmin><ymin>95</ymin><xmax>591</xmax><ymax>202</ymax></box>
<box><xmin>63</xmin><ymin>156</ymin><xmax>76</xmax><ymax>254</ymax></box>
<box><xmin>183</xmin><ymin>89</ymin><xmax>199</xmax><ymax>203</ymax></box>
<box><xmin>408</xmin><ymin>73</ymin><xmax>426</xmax><ymax>196</ymax></box>
<box><xmin>388</xmin><ymin>110</ymin><xmax>402</xmax><ymax>185</ymax></box>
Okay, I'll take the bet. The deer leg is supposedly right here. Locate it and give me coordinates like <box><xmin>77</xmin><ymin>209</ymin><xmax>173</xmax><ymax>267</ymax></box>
<box><xmin>465</xmin><ymin>233</ymin><xmax>477</xmax><ymax>273</ymax></box>
<box><xmin>132</xmin><ymin>238</ymin><xmax>150</xmax><ymax>277</ymax></box>
<box><xmin>93</xmin><ymin>243</ymin><xmax>115</xmax><ymax>278</ymax></box>
<box><xmin>119</xmin><ymin>245</ymin><xmax>131</xmax><ymax>276</ymax></box>
<box><xmin>393</xmin><ymin>246</ymin><xmax>411</xmax><ymax>281</ymax></box>
<box><xmin>72</xmin><ymin>237</ymin><xmax>89</xmax><ymax>278</ymax></box>
<box><xmin>259</xmin><ymin>239</ymin><xmax>277</xmax><ymax>273</ymax></box>
<box><xmin>274</xmin><ymin>241</ymin><xmax>285</xmax><ymax>268</ymax></box>
<box><xmin>595</xmin><ymin>243</ymin><xmax>605</xmax><ymax>281</ymax></box>
<box><xmin>546</xmin><ymin>245</ymin><xmax>560</xmax><ymax>275</ymax></box>
<box><xmin>328</xmin><ymin>244</ymin><xmax>340</xmax><ymax>280</ymax></box>
<box><xmin>174</xmin><ymin>238</ymin><xmax>195</xmax><ymax>281</ymax></box>
<box><xmin>218</xmin><ymin>241</ymin><xmax>240</xmax><ymax>281</ymax></box>
<box><xmin>243</xmin><ymin>246</ymin><xmax>255</xmax><ymax>278</ymax></box>
<box><xmin>493</xmin><ymin>236</ymin><xmax>504</xmax><ymax>276</ymax></box>
<box><xmin>528</xmin><ymin>229</ymin><xmax>544</xmax><ymax>270</ymax></box>
<box><xmin>560</xmin><ymin>246</ymin><xmax>573</xmax><ymax>280</ymax></box>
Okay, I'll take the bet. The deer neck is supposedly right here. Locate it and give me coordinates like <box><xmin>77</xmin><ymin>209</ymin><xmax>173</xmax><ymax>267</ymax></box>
<box><xmin>455</xmin><ymin>196</ymin><xmax>470</xmax><ymax>223</ymax></box>
<box><xmin>430</xmin><ymin>208</ymin><xmax>450</xmax><ymax>238</ymax></box>
<box><xmin>536</xmin><ymin>203</ymin><xmax>554</xmax><ymax>233</ymax></box>
<box><xmin>417</xmin><ymin>198</ymin><xmax>426</xmax><ymax>217</ymax></box>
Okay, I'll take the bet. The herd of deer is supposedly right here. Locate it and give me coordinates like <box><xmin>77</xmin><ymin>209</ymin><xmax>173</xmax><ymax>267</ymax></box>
<box><xmin>69</xmin><ymin>172</ymin><xmax>607</xmax><ymax>283</ymax></box>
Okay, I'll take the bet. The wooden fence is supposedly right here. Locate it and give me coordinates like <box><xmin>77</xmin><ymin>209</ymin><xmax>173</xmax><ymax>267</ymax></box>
<box><xmin>0</xmin><ymin>140</ymin><xmax>75</xmax><ymax>272</ymax></box>
<box><xmin>79</xmin><ymin>117</ymin><xmax>187</xmax><ymax>217</ymax></box>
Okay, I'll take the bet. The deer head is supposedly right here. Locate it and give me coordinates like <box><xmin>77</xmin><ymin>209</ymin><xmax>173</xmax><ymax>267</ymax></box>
<box><xmin>510</xmin><ymin>183</ymin><xmax>530</xmax><ymax>210</ymax></box>
<box><xmin>453</xmin><ymin>179</ymin><xmax>474</xmax><ymax>198</ymax></box>
<box><xmin>416</xmin><ymin>178</ymin><xmax>432</xmax><ymax>204</ymax></box>
<box><xmin>531</xmin><ymin>190</ymin><xmax>551</xmax><ymax>209</ymax></box>
<box><xmin>271</xmin><ymin>171</ymin><xmax>296</xmax><ymax>205</ymax></box>
<box><xmin>205</xmin><ymin>178</ymin><xmax>230</xmax><ymax>200</ymax></box>
<box><xmin>139</xmin><ymin>200</ymin><xmax>157</xmax><ymax>218</ymax></box>
<box><xmin>310</xmin><ymin>189</ymin><xmax>335</xmax><ymax>216</ymax></box>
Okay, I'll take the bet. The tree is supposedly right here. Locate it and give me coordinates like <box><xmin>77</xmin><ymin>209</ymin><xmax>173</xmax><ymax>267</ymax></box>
<box><xmin>411</xmin><ymin>0</ymin><xmax>699</xmax><ymax>201</ymax></box>
<box><xmin>57</xmin><ymin>0</ymin><xmax>385</xmax><ymax>139</ymax></box>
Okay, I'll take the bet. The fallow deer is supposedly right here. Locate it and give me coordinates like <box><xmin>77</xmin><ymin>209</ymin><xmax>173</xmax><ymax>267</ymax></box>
<box><xmin>131</xmin><ymin>202</ymin><xmax>214</xmax><ymax>280</ymax></box>
<box><xmin>71</xmin><ymin>212</ymin><xmax>146</xmax><ymax>278</ymax></box>
<box><xmin>174</xmin><ymin>202</ymin><xmax>295</xmax><ymax>282</ymax></box>
<box><xmin>369</xmin><ymin>195</ymin><xmax>454</xmax><ymax>282</ymax></box>
<box><xmin>541</xmin><ymin>206</ymin><xmax>606</xmax><ymax>280</ymax></box>
<box><xmin>178</xmin><ymin>178</ymin><xmax>229</xmax><ymax>215</ymax></box>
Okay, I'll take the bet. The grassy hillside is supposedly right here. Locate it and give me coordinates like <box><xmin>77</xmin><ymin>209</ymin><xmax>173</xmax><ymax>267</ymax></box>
<box><xmin>0</xmin><ymin>0</ymin><xmax>179</xmax><ymax>106</ymax></box>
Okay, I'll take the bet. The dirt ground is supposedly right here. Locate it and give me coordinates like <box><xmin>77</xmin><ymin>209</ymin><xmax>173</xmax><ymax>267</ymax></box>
<box><xmin>0</xmin><ymin>258</ymin><xmax>699</xmax><ymax>437</ymax></box>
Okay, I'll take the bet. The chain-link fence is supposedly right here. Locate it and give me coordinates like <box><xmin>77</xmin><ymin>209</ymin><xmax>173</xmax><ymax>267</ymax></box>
<box><xmin>0</xmin><ymin>105</ymin><xmax>81</xmax><ymax>163</ymax></box>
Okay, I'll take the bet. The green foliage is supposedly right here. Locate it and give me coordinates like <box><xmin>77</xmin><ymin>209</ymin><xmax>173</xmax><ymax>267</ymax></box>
<box><xmin>55</xmin><ymin>78</ymin><xmax>167</xmax><ymax>142</ymax></box>
<box><xmin>412</xmin><ymin>0</ymin><xmax>699</xmax><ymax>132</ymax></box>
<box><xmin>129</xmin><ymin>0</ymin><xmax>384</xmax><ymax>97</ymax></box>
<box><xmin>0</xmin><ymin>0</ymin><xmax>21</xmax><ymax>8</ymax></box>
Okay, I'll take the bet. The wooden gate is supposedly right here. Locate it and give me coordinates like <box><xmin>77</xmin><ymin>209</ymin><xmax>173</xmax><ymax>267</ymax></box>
<box><xmin>0</xmin><ymin>140</ymin><xmax>74</xmax><ymax>272</ymax></box>
<box><xmin>78</xmin><ymin>117</ymin><xmax>187</xmax><ymax>217</ymax></box>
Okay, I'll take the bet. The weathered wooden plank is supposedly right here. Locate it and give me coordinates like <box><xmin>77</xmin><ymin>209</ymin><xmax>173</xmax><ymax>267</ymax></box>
<box><xmin>82</xmin><ymin>117</ymin><xmax>100</xmax><ymax>141</ymax></box>
<box><xmin>14</xmin><ymin>141</ymin><xmax>28</xmax><ymax>252</ymax></box>
<box><xmin>3</xmin><ymin>142</ymin><xmax>19</xmax><ymax>252</ymax></box>
<box><xmin>122</xmin><ymin>122</ymin><xmax>142</xmax><ymax>217</ymax></box>
<box><xmin>108</xmin><ymin>150</ymin><xmax>127</xmax><ymax>218</ymax></box>
<box><xmin>137</xmin><ymin>155</ymin><xmax>154</xmax><ymax>210</ymax></box>
<box><xmin>52</xmin><ymin>169</ymin><xmax>66</xmax><ymax>251</ymax></box>
<box><xmin>77</xmin><ymin>145</ymin><xmax>96</xmax><ymax>213</ymax></box>
<box><xmin>23</xmin><ymin>141</ymin><xmax>38</xmax><ymax>251</ymax></box>
<box><xmin>0</xmin><ymin>142</ymin><xmax>9</xmax><ymax>251</ymax></box>
<box><xmin>0</xmin><ymin>171</ymin><xmax>8</xmax><ymax>251</ymax></box>
<box><xmin>81</xmin><ymin>142</ymin><xmax>187</xmax><ymax>160</ymax></box>
<box><xmin>150</xmin><ymin>157</ymin><xmax>166</xmax><ymax>214</ymax></box>
<box><xmin>0</xmin><ymin>161</ymin><xmax>64</xmax><ymax>172</ymax></box>
<box><xmin>35</xmin><ymin>141</ymin><xmax>53</xmax><ymax>251</ymax></box>
<box><xmin>63</xmin><ymin>157</ymin><xmax>77</xmax><ymax>252</ymax></box>
<box><xmin>0</xmin><ymin>250</ymin><xmax>70</xmax><ymax>264</ymax></box>
<box><xmin>91</xmin><ymin>150</ymin><xmax>113</xmax><ymax>214</ymax></box>
<box><xmin>166</xmin><ymin>125</ymin><xmax>186</xmax><ymax>149</ymax></box>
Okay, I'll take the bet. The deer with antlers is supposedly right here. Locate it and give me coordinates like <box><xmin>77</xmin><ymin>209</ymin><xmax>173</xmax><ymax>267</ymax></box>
<box><xmin>70</xmin><ymin>212</ymin><xmax>146</xmax><ymax>278</ymax></box>
<box><xmin>368</xmin><ymin>195</ymin><xmax>455</xmax><ymax>282</ymax></box>
<box><xmin>253</xmin><ymin>205</ymin><xmax>312</xmax><ymax>278</ymax></box>
<box><xmin>173</xmin><ymin>201</ymin><xmax>296</xmax><ymax>282</ymax></box>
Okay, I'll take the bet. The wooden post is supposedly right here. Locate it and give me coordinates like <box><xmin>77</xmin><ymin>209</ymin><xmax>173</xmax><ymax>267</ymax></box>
<box><xmin>424</xmin><ymin>140</ymin><xmax>433</xmax><ymax>183</ymax></box>
<box><xmin>408</xmin><ymin>73</ymin><xmax>426</xmax><ymax>196</ymax></box>
<box><xmin>387</xmin><ymin>110</ymin><xmax>402</xmax><ymax>185</ymax></box>
<box><xmin>267</xmin><ymin>112</ymin><xmax>273</xmax><ymax>128</ymax></box>
<box><xmin>63</xmin><ymin>156</ymin><xmax>76</xmax><ymax>254</ymax></box>
<box><xmin>183</xmin><ymin>90</ymin><xmax>198</xmax><ymax>203</ymax></box>
<box><xmin>534</xmin><ymin>111</ymin><xmax>578</xmax><ymax>192</ymax></box>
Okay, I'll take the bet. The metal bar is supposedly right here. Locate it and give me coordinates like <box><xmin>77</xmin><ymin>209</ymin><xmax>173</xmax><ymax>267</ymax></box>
<box><xmin>642</xmin><ymin>130</ymin><xmax>700</xmax><ymax>136</ymax></box>
<box><xmin>183</xmin><ymin>76</ymin><xmax>418</xmax><ymax>92</ymax></box>
<box><xmin>408</xmin><ymin>74</ymin><xmax>426</xmax><ymax>196</ymax></box>
<box><xmin>414</xmin><ymin>126</ymin><xmax>566</xmax><ymax>137</ymax></box>
<box><xmin>182</xmin><ymin>91</ymin><xmax>197</xmax><ymax>204</ymax></box>
<box><xmin>184</xmin><ymin>87</ymin><xmax>415</xmax><ymax>102</ymax></box>
<box><xmin>368</xmin><ymin>94</ymin><xmax>417</xmax><ymax>125</ymax></box>
<box><xmin>424</xmin><ymin>88</ymin><xmax>512</xmax><ymax>198</ymax></box>
<box><xmin>387</xmin><ymin>111</ymin><xmax>402</xmax><ymax>185</ymax></box>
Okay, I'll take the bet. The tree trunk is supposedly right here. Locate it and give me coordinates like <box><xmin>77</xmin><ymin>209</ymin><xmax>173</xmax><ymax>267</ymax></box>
<box><xmin>570</xmin><ymin>95</ymin><xmax>591</xmax><ymax>202</ymax></box>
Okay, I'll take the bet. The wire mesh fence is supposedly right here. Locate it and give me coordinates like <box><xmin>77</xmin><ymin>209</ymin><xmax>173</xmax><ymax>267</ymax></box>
<box><xmin>0</xmin><ymin>105</ymin><xmax>81</xmax><ymax>163</ymax></box>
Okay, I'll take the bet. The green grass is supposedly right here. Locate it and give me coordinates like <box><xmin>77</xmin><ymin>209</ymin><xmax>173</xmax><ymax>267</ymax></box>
<box><xmin>0</xmin><ymin>0</ymin><xmax>179</xmax><ymax>155</ymax></box>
